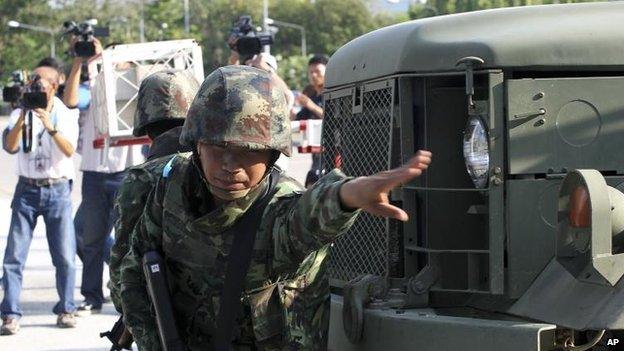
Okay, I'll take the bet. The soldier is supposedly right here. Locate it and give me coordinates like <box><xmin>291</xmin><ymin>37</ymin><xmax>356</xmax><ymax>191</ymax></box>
<box><xmin>118</xmin><ymin>65</ymin><xmax>431</xmax><ymax>350</ymax></box>
<box><xmin>132</xmin><ymin>69</ymin><xmax>200</xmax><ymax>160</ymax></box>
<box><xmin>109</xmin><ymin>69</ymin><xmax>200</xmax><ymax>312</ymax></box>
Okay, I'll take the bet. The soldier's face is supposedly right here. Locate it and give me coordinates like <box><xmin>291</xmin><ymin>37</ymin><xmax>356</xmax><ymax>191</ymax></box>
<box><xmin>197</xmin><ymin>142</ymin><xmax>272</xmax><ymax>197</ymax></box>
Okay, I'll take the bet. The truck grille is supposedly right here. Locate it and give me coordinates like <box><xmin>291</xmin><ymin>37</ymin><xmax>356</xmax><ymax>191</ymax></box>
<box><xmin>322</xmin><ymin>85</ymin><xmax>395</xmax><ymax>282</ymax></box>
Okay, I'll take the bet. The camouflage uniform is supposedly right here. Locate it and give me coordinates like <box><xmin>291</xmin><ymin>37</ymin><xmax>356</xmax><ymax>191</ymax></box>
<box><xmin>109</xmin><ymin>70</ymin><xmax>199</xmax><ymax>312</ymax></box>
<box><xmin>136</xmin><ymin>69</ymin><xmax>199</xmax><ymax>160</ymax></box>
<box><xmin>147</xmin><ymin>126</ymin><xmax>188</xmax><ymax>160</ymax></box>
<box><xmin>132</xmin><ymin>69</ymin><xmax>199</xmax><ymax>138</ymax></box>
<box><xmin>118</xmin><ymin>66</ymin><xmax>360</xmax><ymax>350</ymax></box>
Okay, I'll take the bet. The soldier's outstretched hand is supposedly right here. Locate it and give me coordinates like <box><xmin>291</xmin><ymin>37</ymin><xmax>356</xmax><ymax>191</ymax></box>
<box><xmin>338</xmin><ymin>150</ymin><xmax>432</xmax><ymax>221</ymax></box>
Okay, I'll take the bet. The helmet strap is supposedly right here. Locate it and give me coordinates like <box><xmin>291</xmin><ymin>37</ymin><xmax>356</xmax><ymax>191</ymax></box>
<box><xmin>192</xmin><ymin>150</ymin><xmax>273</xmax><ymax>202</ymax></box>
<box><xmin>208</xmin><ymin>185</ymin><xmax>252</xmax><ymax>201</ymax></box>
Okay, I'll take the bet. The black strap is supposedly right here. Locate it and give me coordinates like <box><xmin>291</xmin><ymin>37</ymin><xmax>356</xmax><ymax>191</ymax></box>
<box><xmin>22</xmin><ymin>110</ymin><xmax>33</xmax><ymax>153</ymax></box>
<box><xmin>213</xmin><ymin>169</ymin><xmax>280</xmax><ymax>351</ymax></box>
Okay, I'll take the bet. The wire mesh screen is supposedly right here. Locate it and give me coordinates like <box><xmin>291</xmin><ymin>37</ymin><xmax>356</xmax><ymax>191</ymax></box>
<box><xmin>322</xmin><ymin>85</ymin><xmax>395</xmax><ymax>282</ymax></box>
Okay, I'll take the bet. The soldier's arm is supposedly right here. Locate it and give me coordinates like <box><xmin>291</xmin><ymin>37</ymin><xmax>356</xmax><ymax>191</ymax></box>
<box><xmin>110</xmin><ymin>168</ymin><xmax>155</xmax><ymax>313</ymax></box>
<box><xmin>271</xmin><ymin>169</ymin><xmax>361</xmax><ymax>268</ymax></box>
<box><xmin>339</xmin><ymin>151</ymin><xmax>432</xmax><ymax>221</ymax></box>
<box><xmin>271</xmin><ymin>151</ymin><xmax>432</xmax><ymax>269</ymax></box>
<box><xmin>119</xmin><ymin>183</ymin><xmax>165</xmax><ymax>351</ymax></box>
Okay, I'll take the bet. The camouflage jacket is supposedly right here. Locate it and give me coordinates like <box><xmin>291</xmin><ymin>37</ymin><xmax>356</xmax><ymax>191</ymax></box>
<box><xmin>110</xmin><ymin>127</ymin><xmax>192</xmax><ymax>312</ymax></box>
<box><xmin>146</xmin><ymin>126</ymin><xmax>192</xmax><ymax>160</ymax></box>
<box><xmin>110</xmin><ymin>157</ymin><xmax>165</xmax><ymax>312</ymax></box>
<box><xmin>118</xmin><ymin>153</ymin><xmax>359</xmax><ymax>351</ymax></box>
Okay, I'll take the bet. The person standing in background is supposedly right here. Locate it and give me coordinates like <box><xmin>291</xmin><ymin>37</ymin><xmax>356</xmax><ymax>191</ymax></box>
<box><xmin>295</xmin><ymin>54</ymin><xmax>329</xmax><ymax>187</ymax></box>
<box><xmin>1</xmin><ymin>66</ymin><xmax>80</xmax><ymax>334</ymax></box>
<box><xmin>295</xmin><ymin>54</ymin><xmax>328</xmax><ymax>121</ymax></box>
<box><xmin>63</xmin><ymin>37</ymin><xmax>144</xmax><ymax>315</ymax></box>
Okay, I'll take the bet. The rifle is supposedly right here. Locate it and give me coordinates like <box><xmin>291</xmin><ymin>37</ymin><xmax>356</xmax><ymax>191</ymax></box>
<box><xmin>143</xmin><ymin>250</ymin><xmax>187</xmax><ymax>351</ymax></box>
<box><xmin>100</xmin><ymin>315</ymin><xmax>133</xmax><ymax>351</ymax></box>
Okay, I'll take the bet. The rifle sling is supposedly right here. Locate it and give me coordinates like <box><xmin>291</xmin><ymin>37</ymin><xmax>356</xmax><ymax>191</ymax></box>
<box><xmin>213</xmin><ymin>169</ymin><xmax>280</xmax><ymax>350</ymax></box>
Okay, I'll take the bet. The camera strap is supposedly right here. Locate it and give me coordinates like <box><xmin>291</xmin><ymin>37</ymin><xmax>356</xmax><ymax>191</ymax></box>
<box><xmin>21</xmin><ymin>108</ymin><xmax>58</xmax><ymax>153</ymax></box>
<box><xmin>22</xmin><ymin>111</ymin><xmax>33</xmax><ymax>153</ymax></box>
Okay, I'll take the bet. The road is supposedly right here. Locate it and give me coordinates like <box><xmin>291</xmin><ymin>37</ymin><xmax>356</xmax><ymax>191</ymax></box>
<box><xmin>0</xmin><ymin>116</ymin><xmax>312</xmax><ymax>350</ymax></box>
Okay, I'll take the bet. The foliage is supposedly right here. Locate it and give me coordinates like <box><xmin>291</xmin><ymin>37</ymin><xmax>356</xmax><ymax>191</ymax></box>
<box><xmin>0</xmin><ymin>0</ymin><xmax>140</xmax><ymax>78</ymax></box>
<box><xmin>5</xmin><ymin>0</ymin><xmax>598</xmax><ymax>94</ymax></box>
<box><xmin>408</xmin><ymin>0</ymin><xmax>604</xmax><ymax>19</ymax></box>
<box><xmin>1</xmin><ymin>0</ymin><xmax>409</xmax><ymax>86</ymax></box>
<box><xmin>144</xmin><ymin>0</ymin><xmax>186</xmax><ymax>41</ymax></box>
<box><xmin>188</xmin><ymin>0</ymin><xmax>263</xmax><ymax>72</ymax></box>
<box><xmin>304</xmin><ymin>0</ymin><xmax>374</xmax><ymax>56</ymax></box>
<box><xmin>276</xmin><ymin>54</ymin><xmax>309</xmax><ymax>90</ymax></box>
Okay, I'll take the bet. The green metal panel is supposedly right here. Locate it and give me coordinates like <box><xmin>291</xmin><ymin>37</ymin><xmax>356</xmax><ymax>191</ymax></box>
<box><xmin>487</xmin><ymin>72</ymin><xmax>505</xmax><ymax>295</ymax></box>
<box><xmin>507</xmin><ymin>77</ymin><xmax>624</xmax><ymax>175</ymax></box>
<box><xmin>507</xmin><ymin>179</ymin><xmax>560</xmax><ymax>298</ymax></box>
<box><xmin>508</xmin><ymin>259</ymin><xmax>624</xmax><ymax>330</ymax></box>
<box><xmin>326</xmin><ymin>3</ymin><xmax>624</xmax><ymax>88</ymax></box>
<box><xmin>397</xmin><ymin>77</ymin><xmax>421</xmax><ymax>278</ymax></box>
<box><xmin>506</xmin><ymin>177</ymin><xmax>624</xmax><ymax>299</ymax></box>
<box><xmin>417</xmin><ymin>79</ymin><xmax>489</xmax><ymax>293</ymax></box>
<box><xmin>329</xmin><ymin>295</ymin><xmax>557</xmax><ymax>351</ymax></box>
<box><xmin>401</xmin><ymin>72</ymin><xmax>505</xmax><ymax>295</ymax></box>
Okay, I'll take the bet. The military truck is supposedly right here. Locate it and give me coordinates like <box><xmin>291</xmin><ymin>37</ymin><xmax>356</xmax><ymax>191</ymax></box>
<box><xmin>322</xmin><ymin>3</ymin><xmax>624</xmax><ymax>350</ymax></box>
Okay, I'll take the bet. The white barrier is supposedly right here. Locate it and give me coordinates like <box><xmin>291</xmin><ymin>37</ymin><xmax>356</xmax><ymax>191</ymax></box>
<box><xmin>92</xmin><ymin>39</ymin><xmax>204</xmax><ymax>149</ymax></box>
<box><xmin>291</xmin><ymin>119</ymin><xmax>322</xmax><ymax>153</ymax></box>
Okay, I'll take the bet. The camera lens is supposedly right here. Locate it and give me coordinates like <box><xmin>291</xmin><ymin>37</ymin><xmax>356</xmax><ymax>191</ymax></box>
<box><xmin>75</xmin><ymin>41</ymin><xmax>96</xmax><ymax>57</ymax></box>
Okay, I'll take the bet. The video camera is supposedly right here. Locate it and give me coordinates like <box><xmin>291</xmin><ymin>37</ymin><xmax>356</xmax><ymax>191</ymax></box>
<box><xmin>2</xmin><ymin>71</ymin><xmax>26</xmax><ymax>104</ymax></box>
<box><xmin>22</xmin><ymin>74</ymin><xmax>48</xmax><ymax>110</ymax></box>
<box><xmin>228</xmin><ymin>16</ymin><xmax>274</xmax><ymax>61</ymax></box>
<box><xmin>63</xmin><ymin>20</ymin><xmax>109</xmax><ymax>57</ymax></box>
<box><xmin>2</xmin><ymin>71</ymin><xmax>47</xmax><ymax>109</ymax></box>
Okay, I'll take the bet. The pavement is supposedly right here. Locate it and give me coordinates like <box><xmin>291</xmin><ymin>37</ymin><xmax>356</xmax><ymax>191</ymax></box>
<box><xmin>0</xmin><ymin>116</ymin><xmax>312</xmax><ymax>350</ymax></box>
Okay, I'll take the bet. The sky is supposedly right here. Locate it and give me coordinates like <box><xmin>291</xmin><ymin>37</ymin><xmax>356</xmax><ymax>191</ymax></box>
<box><xmin>369</xmin><ymin>0</ymin><xmax>412</xmax><ymax>14</ymax></box>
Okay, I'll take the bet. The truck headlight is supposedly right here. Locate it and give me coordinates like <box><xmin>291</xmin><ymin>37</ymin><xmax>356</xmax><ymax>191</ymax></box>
<box><xmin>463</xmin><ymin>116</ymin><xmax>489</xmax><ymax>188</ymax></box>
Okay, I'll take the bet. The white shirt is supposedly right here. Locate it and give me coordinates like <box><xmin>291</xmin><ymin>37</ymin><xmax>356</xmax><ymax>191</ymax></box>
<box><xmin>8</xmin><ymin>96</ymin><xmax>79</xmax><ymax>179</ymax></box>
<box><xmin>78</xmin><ymin>74</ymin><xmax>144</xmax><ymax>173</ymax></box>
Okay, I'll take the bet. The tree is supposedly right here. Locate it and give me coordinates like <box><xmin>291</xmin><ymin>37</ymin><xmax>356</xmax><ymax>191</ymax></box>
<box><xmin>0</xmin><ymin>0</ymin><xmax>407</xmax><ymax>84</ymax></box>
<box><xmin>305</xmin><ymin>0</ymin><xmax>374</xmax><ymax>55</ymax></box>
<box><xmin>270</xmin><ymin>0</ymin><xmax>313</xmax><ymax>58</ymax></box>
<box><xmin>0</xmin><ymin>0</ymin><xmax>140</xmax><ymax>80</ymax></box>
<box><xmin>276</xmin><ymin>54</ymin><xmax>308</xmax><ymax>90</ymax></box>
<box><xmin>144</xmin><ymin>0</ymin><xmax>186</xmax><ymax>41</ymax></box>
<box><xmin>1</xmin><ymin>0</ymin><xmax>56</xmax><ymax>77</ymax></box>
<box><xmin>189</xmin><ymin>0</ymin><xmax>263</xmax><ymax>72</ymax></box>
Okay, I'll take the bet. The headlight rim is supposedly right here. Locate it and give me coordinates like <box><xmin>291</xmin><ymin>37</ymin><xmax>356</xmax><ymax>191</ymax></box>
<box><xmin>463</xmin><ymin>114</ymin><xmax>490</xmax><ymax>189</ymax></box>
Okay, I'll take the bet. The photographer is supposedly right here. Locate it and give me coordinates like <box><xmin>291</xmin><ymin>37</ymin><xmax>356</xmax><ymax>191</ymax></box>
<box><xmin>1</xmin><ymin>66</ymin><xmax>79</xmax><ymax>335</ymax></box>
<box><xmin>227</xmin><ymin>16</ymin><xmax>294</xmax><ymax>111</ymax></box>
<box><xmin>36</xmin><ymin>57</ymin><xmax>67</xmax><ymax>99</ymax></box>
<box><xmin>63</xmin><ymin>35</ymin><xmax>144</xmax><ymax>316</ymax></box>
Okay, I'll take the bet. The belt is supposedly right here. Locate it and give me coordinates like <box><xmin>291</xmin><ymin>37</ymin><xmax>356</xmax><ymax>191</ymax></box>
<box><xmin>19</xmin><ymin>176</ymin><xmax>68</xmax><ymax>187</ymax></box>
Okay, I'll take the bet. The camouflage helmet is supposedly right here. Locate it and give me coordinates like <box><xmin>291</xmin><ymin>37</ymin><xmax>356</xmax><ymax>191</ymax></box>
<box><xmin>180</xmin><ymin>65</ymin><xmax>291</xmax><ymax>156</ymax></box>
<box><xmin>133</xmin><ymin>69</ymin><xmax>200</xmax><ymax>137</ymax></box>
